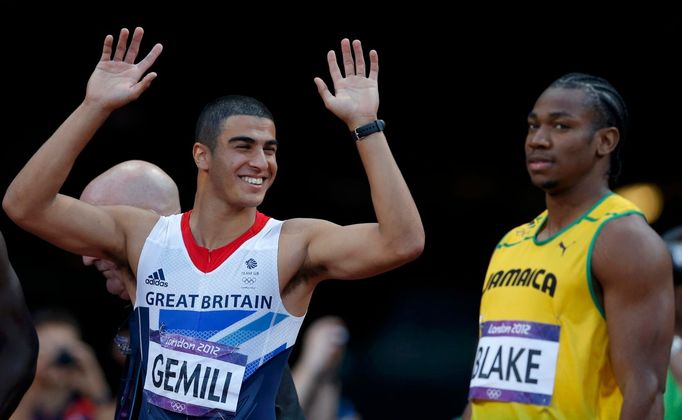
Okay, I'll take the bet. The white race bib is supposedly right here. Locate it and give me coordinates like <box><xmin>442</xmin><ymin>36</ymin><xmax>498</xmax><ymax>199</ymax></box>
<box><xmin>469</xmin><ymin>320</ymin><xmax>560</xmax><ymax>406</ymax></box>
<box><xmin>143</xmin><ymin>331</ymin><xmax>247</xmax><ymax>416</ymax></box>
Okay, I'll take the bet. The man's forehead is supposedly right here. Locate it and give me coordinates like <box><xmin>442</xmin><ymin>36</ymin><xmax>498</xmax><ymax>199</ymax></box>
<box><xmin>220</xmin><ymin>115</ymin><xmax>276</xmax><ymax>135</ymax></box>
<box><xmin>531</xmin><ymin>88</ymin><xmax>594</xmax><ymax>118</ymax></box>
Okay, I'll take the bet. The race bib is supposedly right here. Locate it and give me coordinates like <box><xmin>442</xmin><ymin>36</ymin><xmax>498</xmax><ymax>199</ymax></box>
<box><xmin>469</xmin><ymin>320</ymin><xmax>560</xmax><ymax>406</ymax></box>
<box><xmin>143</xmin><ymin>331</ymin><xmax>247</xmax><ymax>416</ymax></box>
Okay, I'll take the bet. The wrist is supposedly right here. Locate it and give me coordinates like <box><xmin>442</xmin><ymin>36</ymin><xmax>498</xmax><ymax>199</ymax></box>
<box><xmin>351</xmin><ymin>119</ymin><xmax>385</xmax><ymax>141</ymax></box>
<box><xmin>346</xmin><ymin>115</ymin><xmax>378</xmax><ymax>130</ymax></box>
<box><xmin>78</xmin><ymin>100</ymin><xmax>115</xmax><ymax>122</ymax></box>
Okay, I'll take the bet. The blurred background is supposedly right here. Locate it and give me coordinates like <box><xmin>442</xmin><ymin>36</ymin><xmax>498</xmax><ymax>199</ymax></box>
<box><xmin>2</xmin><ymin>5</ymin><xmax>680</xmax><ymax>419</ymax></box>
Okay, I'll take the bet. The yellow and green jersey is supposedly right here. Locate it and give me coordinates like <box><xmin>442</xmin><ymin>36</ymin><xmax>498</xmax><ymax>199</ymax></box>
<box><xmin>470</xmin><ymin>193</ymin><xmax>642</xmax><ymax>419</ymax></box>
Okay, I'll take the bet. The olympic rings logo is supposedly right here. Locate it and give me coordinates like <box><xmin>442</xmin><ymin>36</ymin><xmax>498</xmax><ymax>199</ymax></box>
<box><xmin>242</xmin><ymin>277</ymin><xmax>256</xmax><ymax>284</ymax></box>
<box><xmin>486</xmin><ymin>389</ymin><xmax>502</xmax><ymax>400</ymax></box>
<box><xmin>170</xmin><ymin>401</ymin><xmax>186</xmax><ymax>412</ymax></box>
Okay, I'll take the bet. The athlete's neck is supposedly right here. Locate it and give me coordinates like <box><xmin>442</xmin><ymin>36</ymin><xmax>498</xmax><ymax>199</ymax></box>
<box><xmin>541</xmin><ymin>182</ymin><xmax>611</xmax><ymax>239</ymax></box>
<box><xmin>188</xmin><ymin>206</ymin><xmax>258</xmax><ymax>250</ymax></box>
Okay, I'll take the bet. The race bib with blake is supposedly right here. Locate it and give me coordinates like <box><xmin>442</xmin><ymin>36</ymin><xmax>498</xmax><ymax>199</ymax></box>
<box><xmin>469</xmin><ymin>320</ymin><xmax>560</xmax><ymax>406</ymax></box>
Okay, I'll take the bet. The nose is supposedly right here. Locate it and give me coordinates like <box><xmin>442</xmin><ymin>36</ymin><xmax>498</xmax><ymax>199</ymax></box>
<box><xmin>82</xmin><ymin>255</ymin><xmax>97</xmax><ymax>266</ymax></box>
<box><xmin>249</xmin><ymin>149</ymin><xmax>269</xmax><ymax>170</ymax></box>
<box><xmin>527</xmin><ymin>126</ymin><xmax>550</xmax><ymax>149</ymax></box>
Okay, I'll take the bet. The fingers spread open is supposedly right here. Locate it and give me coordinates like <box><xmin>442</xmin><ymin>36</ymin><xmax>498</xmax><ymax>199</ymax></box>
<box><xmin>100</xmin><ymin>34</ymin><xmax>114</xmax><ymax>62</ymax></box>
<box><xmin>137</xmin><ymin>43</ymin><xmax>163</xmax><ymax>75</ymax></box>
<box><xmin>314</xmin><ymin>77</ymin><xmax>333</xmax><ymax>107</ymax></box>
<box><xmin>113</xmin><ymin>28</ymin><xmax>130</xmax><ymax>61</ymax></box>
<box><xmin>326</xmin><ymin>50</ymin><xmax>341</xmax><ymax>83</ymax></box>
<box><xmin>368</xmin><ymin>49</ymin><xmax>379</xmax><ymax>81</ymax></box>
<box><xmin>340</xmin><ymin>38</ymin><xmax>354</xmax><ymax>77</ymax></box>
<box><xmin>352</xmin><ymin>40</ymin><xmax>365</xmax><ymax>77</ymax></box>
<box><xmin>124</xmin><ymin>27</ymin><xmax>144</xmax><ymax>64</ymax></box>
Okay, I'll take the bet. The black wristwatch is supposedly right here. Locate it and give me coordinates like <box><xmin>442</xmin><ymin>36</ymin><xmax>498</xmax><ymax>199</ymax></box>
<box><xmin>351</xmin><ymin>119</ymin><xmax>385</xmax><ymax>141</ymax></box>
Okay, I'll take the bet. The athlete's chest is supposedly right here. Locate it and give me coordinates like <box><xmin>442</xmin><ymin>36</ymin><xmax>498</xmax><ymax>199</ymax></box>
<box><xmin>482</xmin><ymin>230</ymin><xmax>592</xmax><ymax>317</ymax></box>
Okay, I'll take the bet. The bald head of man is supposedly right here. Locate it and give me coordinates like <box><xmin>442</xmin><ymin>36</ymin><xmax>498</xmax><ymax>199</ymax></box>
<box><xmin>80</xmin><ymin>160</ymin><xmax>180</xmax><ymax>215</ymax></box>
<box><xmin>80</xmin><ymin>160</ymin><xmax>180</xmax><ymax>300</ymax></box>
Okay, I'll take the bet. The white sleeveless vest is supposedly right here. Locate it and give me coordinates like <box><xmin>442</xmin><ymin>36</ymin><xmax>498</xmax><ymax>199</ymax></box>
<box><xmin>135</xmin><ymin>212</ymin><xmax>304</xmax><ymax>416</ymax></box>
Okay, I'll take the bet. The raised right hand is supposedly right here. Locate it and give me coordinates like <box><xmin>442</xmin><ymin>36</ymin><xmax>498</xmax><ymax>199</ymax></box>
<box><xmin>85</xmin><ymin>27</ymin><xmax>163</xmax><ymax>112</ymax></box>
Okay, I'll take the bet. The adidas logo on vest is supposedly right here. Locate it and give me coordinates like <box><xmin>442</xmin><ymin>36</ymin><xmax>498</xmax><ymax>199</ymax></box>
<box><xmin>145</xmin><ymin>268</ymin><xmax>168</xmax><ymax>287</ymax></box>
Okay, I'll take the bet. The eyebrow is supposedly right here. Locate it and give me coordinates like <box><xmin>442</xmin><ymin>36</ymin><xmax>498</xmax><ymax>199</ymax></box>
<box><xmin>228</xmin><ymin>136</ymin><xmax>279</xmax><ymax>147</ymax></box>
<box><xmin>527</xmin><ymin>111</ymin><xmax>575</xmax><ymax>120</ymax></box>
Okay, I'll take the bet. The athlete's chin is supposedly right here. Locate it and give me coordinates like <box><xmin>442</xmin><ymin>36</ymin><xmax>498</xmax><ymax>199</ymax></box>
<box><xmin>233</xmin><ymin>188</ymin><xmax>268</xmax><ymax>207</ymax></box>
<box><xmin>530</xmin><ymin>176</ymin><xmax>559</xmax><ymax>192</ymax></box>
<box><xmin>239</xmin><ymin>195</ymin><xmax>266</xmax><ymax>208</ymax></box>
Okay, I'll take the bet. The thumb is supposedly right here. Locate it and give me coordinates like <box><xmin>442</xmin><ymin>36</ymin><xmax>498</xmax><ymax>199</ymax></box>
<box><xmin>314</xmin><ymin>77</ymin><xmax>333</xmax><ymax>107</ymax></box>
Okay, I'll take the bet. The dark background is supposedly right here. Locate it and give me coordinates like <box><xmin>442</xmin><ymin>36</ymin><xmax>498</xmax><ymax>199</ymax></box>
<box><xmin>2</xmin><ymin>6</ymin><xmax>681</xmax><ymax>419</ymax></box>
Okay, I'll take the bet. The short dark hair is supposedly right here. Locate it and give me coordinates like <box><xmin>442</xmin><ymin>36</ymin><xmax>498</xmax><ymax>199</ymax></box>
<box><xmin>195</xmin><ymin>95</ymin><xmax>274</xmax><ymax>150</ymax></box>
<box><xmin>548</xmin><ymin>73</ymin><xmax>629</xmax><ymax>186</ymax></box>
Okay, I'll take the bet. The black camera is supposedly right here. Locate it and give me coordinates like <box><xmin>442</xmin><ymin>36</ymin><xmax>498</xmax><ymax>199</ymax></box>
<box><xmin>54</xmin><ymin>349</ymin><xmax>76</xmax><ymax>366</ymax></box>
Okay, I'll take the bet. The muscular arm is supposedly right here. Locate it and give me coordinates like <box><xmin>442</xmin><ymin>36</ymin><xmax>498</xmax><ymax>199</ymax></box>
<box><xmin>2</xmin><ymin>28</ymin><xmax>162</xmax><ymax>263</ymax></box>
<box><xmin>303</xmin><ymin>39</ymin><xmax>424</xmax><ymax>283</ymax></box>
<box><xmin>0</xmin><ymin>231</ymin><xmax>38</xmax><ymax>418</ymax></box>
<box><xmin>593</xmin><ymin>215</ymin><xmax>674</xmax><ymax>420</ymax></box>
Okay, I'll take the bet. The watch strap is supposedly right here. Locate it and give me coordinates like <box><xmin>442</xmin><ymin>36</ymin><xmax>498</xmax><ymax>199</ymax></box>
<box><xmin>351</xmin><ymin>119</ymin><xmax>385</xmax><ymax>141</ymax></box>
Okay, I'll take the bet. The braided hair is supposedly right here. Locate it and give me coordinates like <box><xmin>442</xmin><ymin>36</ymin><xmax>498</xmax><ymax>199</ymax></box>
<box><xmin>549</xmin><ymin>73</ymin><xmax>629</xmax><ymax>186</ymax></box>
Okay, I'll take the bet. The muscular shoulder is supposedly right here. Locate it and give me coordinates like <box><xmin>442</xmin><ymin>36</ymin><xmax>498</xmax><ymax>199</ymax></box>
<box><xmin>281</xmin><ymin>217</ymin><xmax>337</xmax><ymax>235</ymax></box>
<box><xmin>104</xmin><ymin>205</ymin><xmax>159</xmax><ymax>233</ymax></box>
<box><xmin>594</xmin><ymin>214</ymin><xmax>667</xmax><ymax>262</ymax></box>
<box><xmin>279</xmin><ymin>218</ymin><xmax>337</xmax><ymax>261</ymax></box>
<box><xmin>279</xmin><ymin>218</ymin><xmax>339</xmax><ymax>283</ymax></box>
<box><xmin>280</xmin><ymin>217</ymin><xmax>343</xmax><ymax>250</ymax></box>
<box><xmin>592</xmin><ymin>214</ymin><xmax>672</xmax><ymax>289</ymax></box>
<box><xmin>104</xmin><ymin>205</ymin><xmax>161</xmax><ymax>262</ymax></box>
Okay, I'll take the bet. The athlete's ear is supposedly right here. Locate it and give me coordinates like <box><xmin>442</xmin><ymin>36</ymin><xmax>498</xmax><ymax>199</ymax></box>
<box><xmin>193</xmin><ymin>142</ymin><xmax>211</xmax><ymax>170</ymax></box>
<box><xmin>595</xmin><ymin>127</ymin><xmax>619</xmax><ymax>157</ymax></box>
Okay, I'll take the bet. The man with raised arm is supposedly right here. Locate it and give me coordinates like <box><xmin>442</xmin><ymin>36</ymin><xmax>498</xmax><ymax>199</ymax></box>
<box><xmin>3</xmin><ymin>27</ymin><xmax>424</xmax><ymax>419</ymax></box>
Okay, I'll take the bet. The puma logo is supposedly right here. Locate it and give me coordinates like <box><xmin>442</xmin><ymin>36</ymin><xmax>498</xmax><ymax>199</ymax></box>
<box><xmin>559</xmin><ymin>240</ymin><xmax>576</xmax><ymax>256</ymax></box>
